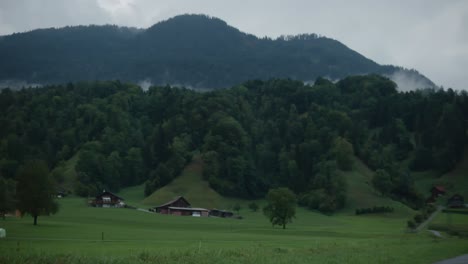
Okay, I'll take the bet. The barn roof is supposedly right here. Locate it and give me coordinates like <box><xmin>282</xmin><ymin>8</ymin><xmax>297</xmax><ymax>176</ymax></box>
<box><xmin>433</xmin><ymin>186</ymin><xmax>446</xmax><ymax>192</ymax></box>
<box><xmin>96</xmin><ymin>190</ymin><xmax>124</xmax><ymax>200</ymax></box>
<box><xmin>154</xmin><ymin>196</ymin><xmax>191</xmax><ymax>209</ymax></box>
<box><xmin>169</xmin><ymin>206</ymin><xmax>209</xmax><ymax>211</ymax></box>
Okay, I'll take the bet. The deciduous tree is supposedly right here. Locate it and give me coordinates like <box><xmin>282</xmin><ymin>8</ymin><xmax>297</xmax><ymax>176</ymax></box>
<box><xmin>16</xmin><ymin>160</ymin><xmax>58</xmax><ymax>225</ymax></box>
<box><xmin>263</xmin><ymin>187</ymin><xmax>297</xmax><ymax>229</ymax></box>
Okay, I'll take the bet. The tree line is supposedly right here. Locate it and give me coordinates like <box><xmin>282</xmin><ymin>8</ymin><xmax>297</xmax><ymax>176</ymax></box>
<box><xmin>1</xmin><ymin>75</ymin><xmax>467</xmax><ymax>214</ymax></box>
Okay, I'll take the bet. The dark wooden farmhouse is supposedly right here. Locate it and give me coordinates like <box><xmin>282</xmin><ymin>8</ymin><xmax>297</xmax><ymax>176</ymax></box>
<box><xmin>152</xmin><ymin>196</ymin><xmax>210</xmax><ymax>217</ymax></box>
<box><xmin>426</xmin><ymin>185</ymin><xmax>446</xmax><ymax>203</ymax></box>
<box><xmin>153</xmin><ymin>196</ymin><xmax>191</xmax><ymax>214</ymax></box>
<box><xmin>447</xmin><ymin>194</ymin><xmax>465</xmax><ymax>208</ymax></box>
<box><xmin>90</xmin><ymin>190</ymin><xmax>125</xmax><ymax>208</ymax></box>
<box><xmin>209</xmin><ymin>209</ymin><xmax>234</xmax><ymax>218</ymax></box>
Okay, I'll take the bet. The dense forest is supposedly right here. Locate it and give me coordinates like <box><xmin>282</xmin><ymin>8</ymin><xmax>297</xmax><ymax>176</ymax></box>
<box><xmin>0</xmin><ymin>75</ymin><xmax>466</xmax><ymax>213</ymax></box>
<box><xmin>0</xmin><ymin>14</ymin><xmax>433</xmax><ymax>90</ymax></box>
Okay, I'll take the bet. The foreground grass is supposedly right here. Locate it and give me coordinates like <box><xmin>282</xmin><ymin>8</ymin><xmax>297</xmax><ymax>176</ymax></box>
<box><xmin>0</xmin><ymin>197</ymin><xmax>467</xmax><ymax>263</ymax></box>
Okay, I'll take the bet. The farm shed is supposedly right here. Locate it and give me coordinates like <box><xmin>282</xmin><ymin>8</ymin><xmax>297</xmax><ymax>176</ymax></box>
<box><xmin>90</xmin><ymin>190</ymin><xmax>125</xmax><ymax>208</ymax></box>
<box><xmin>210</xmin><ymin>209</ymin><xmax>234</xmax><ymax>218</ymax></box>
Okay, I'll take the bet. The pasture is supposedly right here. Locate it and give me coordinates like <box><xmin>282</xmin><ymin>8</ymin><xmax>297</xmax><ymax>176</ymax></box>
<box><xmin>0</xmin><ymin>196</ymin><xmax>467</xmax><ymax>263</ymax></box>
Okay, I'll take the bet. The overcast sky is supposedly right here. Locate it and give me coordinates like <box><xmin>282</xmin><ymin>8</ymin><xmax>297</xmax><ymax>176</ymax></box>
<box><xmin>0</xmin><ymin>0</ymin><xmax>467</xmax><ymax>90</ymax></box>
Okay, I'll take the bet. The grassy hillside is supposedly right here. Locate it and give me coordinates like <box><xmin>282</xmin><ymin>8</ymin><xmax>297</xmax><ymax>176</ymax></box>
<box><xmin>142</xmin><ymin>156</ymin><xmax>237</xmax><ymax>210</ymax></box>
<box><xmin>340</xmin><ymin>157</ymin><xmax>414</xmax><ymax>215</ymax></box>
<box><xmin>51</xmin><ymin>152</ymin><xmax>80</xmax><ymax>193</ymax></box>
<box><xmin>414</xmin><ymin>148</ymin><xmax>468</xmax><ymax>204</ymax></box>
<box><xmin>140</xmin><ymin>155</ymin><xmax>412</xmax><ymax>215</ymax></box>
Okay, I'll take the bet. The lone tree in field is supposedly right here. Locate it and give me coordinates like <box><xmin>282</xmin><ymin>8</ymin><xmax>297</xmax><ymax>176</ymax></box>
<box><xmin>233</xmin><ymin>203</ymin><xmax>241</xmax><ymax>214</ymax></box>
<box><xmin>263</xmin><ymin>187</ymin><xmax>297</xmax><ymax>229</ymax></box>
<box><xmin>16</xmin><ymin>160</ymin><xmax>58</xmax><ymax>225</ymax></box>
<box><xmin>248</xmin><ymin>202</ymin><xmax>259</xmax><ymax>212</ymax></box>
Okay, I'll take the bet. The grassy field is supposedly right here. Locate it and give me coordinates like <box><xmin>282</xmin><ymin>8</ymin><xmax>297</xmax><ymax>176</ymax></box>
<box><xmin>1</xmin><ymin>156</ymin><xmax>467</xmax><ymax>263</ymax></box>
<box><xmin>428</xmin><ymin>211</ymin><xmax>468</xmax><ymax>234</ymax></box>
<box><xmin>1</xmin><ymin>196</ymin><xmax>467</xmax><ymax>263</ymax></box>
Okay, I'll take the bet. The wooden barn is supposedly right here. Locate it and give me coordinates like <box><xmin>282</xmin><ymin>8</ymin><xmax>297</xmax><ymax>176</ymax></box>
<box><xmin>153</xmin><ymin>196</ymin><xmax>191</xmax><ymax>214</ymax></box>
<box><xmin>152</xmin><ymin>196</ymin><xmax>209</xmax><ymax>217</ymax></box>
<box><xmin>447</xmin><ymin>194</ymin><xmax>465</xmax><ymax>208</ymax></box>
<box><xmin>90</xmin><ymin>190</ymin><xmax>125</xmax><ymax>208</ymax></box>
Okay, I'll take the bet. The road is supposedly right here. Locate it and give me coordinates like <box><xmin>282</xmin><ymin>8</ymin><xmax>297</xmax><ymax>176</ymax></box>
<box><xmin>416</xmin><ymin>205</ymin><xmax>444</xmax><ymax>232</ymax></box>
<box><xmin>433</xmin><ymin>254</ymin><xmax>468</xmax><ymax>264</ymax></box>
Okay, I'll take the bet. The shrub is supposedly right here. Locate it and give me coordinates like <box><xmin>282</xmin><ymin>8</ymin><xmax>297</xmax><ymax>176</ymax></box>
<box><xmin>414</xmin><ymin>214</ymin><xmax>424</xmax><ymax>224</ymax></box>
<box><xmin>355</xmin><ymin>206</ymin><xmax>394</xmax><ymax>215</ymax></box>
<box><xmin>407</xmin><ymin>220</ymin><xmax>416</xmax><ymax>229</ymax></box>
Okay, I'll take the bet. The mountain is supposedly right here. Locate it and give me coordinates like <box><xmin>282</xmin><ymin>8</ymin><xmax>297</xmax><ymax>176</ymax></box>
<box><xmin>0</xmin><ymin>14</ymin><xmax>435</xmax><ymax>90</ymax></box>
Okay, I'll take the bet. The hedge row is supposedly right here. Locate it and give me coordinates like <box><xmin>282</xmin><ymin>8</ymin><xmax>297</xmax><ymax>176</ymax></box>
<box><xmin>355</xmin><ymin>206</ymin><xmax>394</xmax><ymax>215</ymax></box>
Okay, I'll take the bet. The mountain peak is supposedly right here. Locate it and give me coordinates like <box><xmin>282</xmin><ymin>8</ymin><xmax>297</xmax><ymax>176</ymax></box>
<box><xmin>146</xmin><ymin>14</ymin><xmax>234</xmax><ymax>34</ymax></box>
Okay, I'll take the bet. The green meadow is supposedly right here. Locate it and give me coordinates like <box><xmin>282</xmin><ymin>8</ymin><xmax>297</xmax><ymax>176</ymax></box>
<box><xmin>1</xmin><ymin>157</ymin><xmax>467</xmax><ymax>263</ymax></box>
<box><xmin>0</xmin><ymin>196</ymin><xmax>467</xmax><ymax>263</ymax></box>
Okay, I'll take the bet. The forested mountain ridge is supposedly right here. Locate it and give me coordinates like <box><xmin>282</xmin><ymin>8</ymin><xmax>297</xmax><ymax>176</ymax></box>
<box><xmin>0</xmin><ymin>75</ymin><xmax>465</xmax><ymax>213</ymax></box>
<box><xmin>0</xmin><ymin>14</ymin><xmax>434</xmax><ymax>90</ymax></box>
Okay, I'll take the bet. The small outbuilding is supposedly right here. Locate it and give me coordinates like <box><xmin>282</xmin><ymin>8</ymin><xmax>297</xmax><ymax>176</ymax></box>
<box><xmin>90</xmin><ymin>190</ymin><xmax>125</xmax><ymax>208</ymax></box>
<box><xmin>447</xmin><ymin>194</ymin><xmax>465</xmax><ymax>208</ymax></box>
<box><xmin>209</xmin><ymin>209</ymin><xmax>234</xmax><ymax>218</ymax></box>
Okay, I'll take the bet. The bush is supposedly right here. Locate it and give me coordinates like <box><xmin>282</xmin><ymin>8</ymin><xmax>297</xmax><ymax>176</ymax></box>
<box><xmin>248</xmin><ymin>202</ymin><xmax>259</xmax><ymax>212</ymax></box>
<box><xmin>355</xmin><ymin>206</ymin><xmax>394</xmax><ymax>215</ymax></box>
<box><xmin>407</xmin><ymin>220</ymin><xmax>416</xmax><ymax>229</ymax></box>
<box><xmin>414</xmin><ymin>214</ymin><xmax>424</xmax><ymax>224</ymax></box>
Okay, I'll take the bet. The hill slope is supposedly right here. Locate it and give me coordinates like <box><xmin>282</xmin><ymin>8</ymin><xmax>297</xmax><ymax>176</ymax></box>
<box><xmin>414</xmin><ymin>148</ymin><xmax>468</xmax><ymax>202</ymax></box>
<box><xmin>142</xmin><ymin>156</ymin><xmax>231</xmax><ymax>209</ymax></box>
<box><xmin>0</xmin><ymin>14</ymin><xmax>434</xmax><ymax>90</ymax></box>
<box><xmin>341</xmin><ymin>158</ymin><xmax>413</xmax><ymax>215</ymax></box>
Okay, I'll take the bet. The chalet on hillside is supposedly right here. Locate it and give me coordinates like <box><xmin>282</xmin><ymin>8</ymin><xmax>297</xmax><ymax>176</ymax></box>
<box><xmin>431</xmin><ymin>186</ymin><xmax>446</xmax><ymax>197</ymax></box>
<box><xmin>90</xmin><ymin>190</ymin><xmax>125</xmax><ymax>208</ymax></box>
<box><xmin>447</xmin><ymin>194</ymin><xmax>465</xmax><ymax>208</ymax></box>
<box><xmin>426</xmin><ymin>185</ymin><xmax>446</xmax><ymax>203</ymax></box>
<box><xmin>152</xmin><ymin>196</ymin><xmax>210</xmax><ymax>217</ymax></box>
